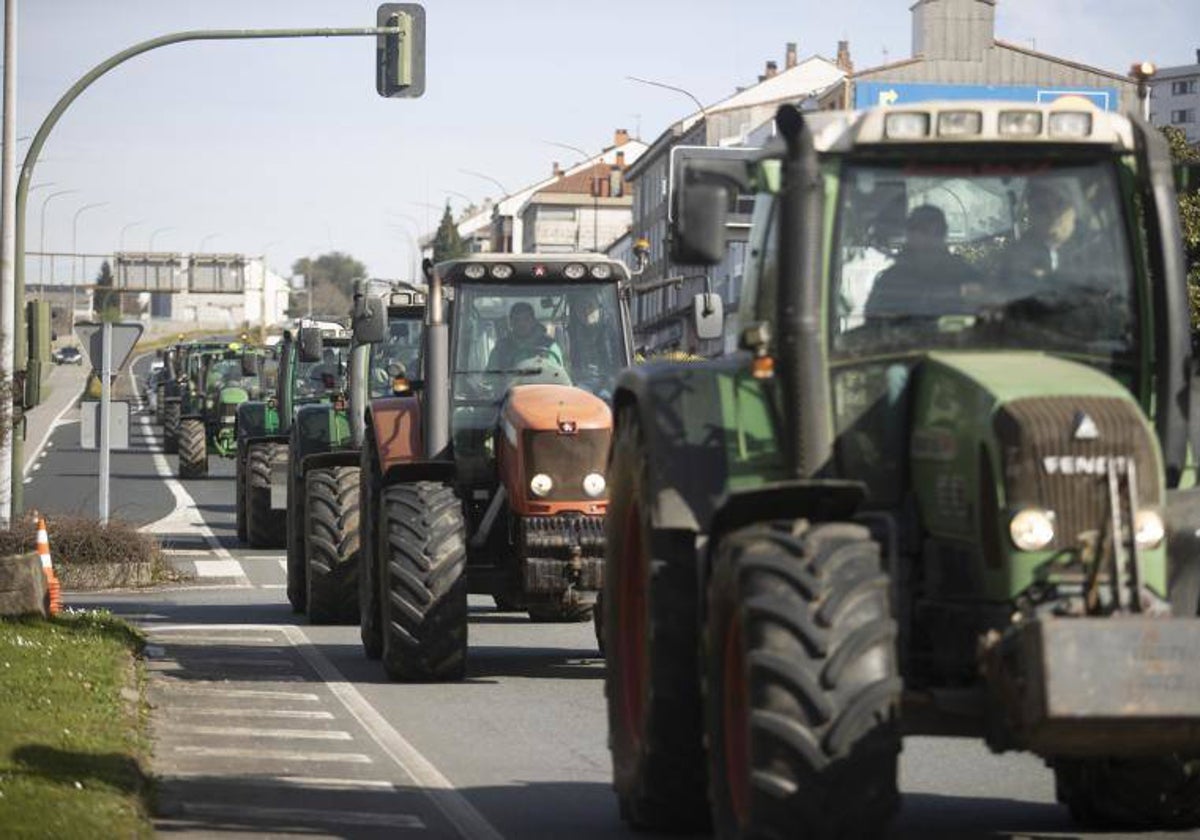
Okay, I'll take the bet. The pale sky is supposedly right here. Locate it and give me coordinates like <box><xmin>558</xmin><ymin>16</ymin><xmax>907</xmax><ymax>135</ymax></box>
<box><xmin>9</xmin><ymin>0</ymin><xmax>1196</xmax><ymax>283</ymax></box>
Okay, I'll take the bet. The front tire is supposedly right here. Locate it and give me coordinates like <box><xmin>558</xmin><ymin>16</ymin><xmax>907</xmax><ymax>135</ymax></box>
<box><xmin>604</xmin><ymin>406</ymin><xmax>708</xmax><ymax>831</ymax></box>
<box><xmin>163</xmin><ymin>400</ymin><xmax>180</xmax><ymax>454</ymax></box>
<box><xmin>246</xmin><ymin>442</ymin><xmax>287</xmax><ymax>548</ymax></box>
<box><xmin>304</xmin><ymin>465</ymin><xmax>361</xmax><ymax>625</ymax></box>
<box><xmin>359</xmin><ymin>436</ymin><xmax>383</xmax><ymax>659</ymax></box>
<box><xmin>705</xmin><ymin>521</ymin><xmax>902</xmax><ymax>839</ymax></box>
<box><xmin>235</xmin><ymin>446</ymin><xmax>248</xmax><ymax>543</ymax></box>
<box><xmin>177</xmin><ymin>418</ymin><xmax>208</xmax><ymax>478</ymax></box>
<box><xmin>380</xmin><ymin>482</ymin><xmax>467</xmax><ymax>681</ymax></box>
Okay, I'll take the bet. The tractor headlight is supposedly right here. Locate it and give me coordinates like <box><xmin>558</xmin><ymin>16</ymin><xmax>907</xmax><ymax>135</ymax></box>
<box><xmin>582</xmin><ymin>472</ymin><xmax>606</xmax><ymax>498</ymax></box>
<box><xmin>1134</xmin><ymin>509</ymin><xmax>1165</xmax><ymax>549</ymax></box>
<box><xmin>530</xmin><ymin>473</ymin><xmax>553</xmax><ymax>497</ymax></box>
<box><xmin>1009</xmin><ymin>508</ymin><xmax>1056</xmax><ymax>551</ymax></box>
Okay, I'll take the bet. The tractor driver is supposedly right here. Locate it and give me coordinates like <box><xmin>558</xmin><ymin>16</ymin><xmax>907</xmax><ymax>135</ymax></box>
<box><xmin>486</xmin><ymin>301</ymin><xmax>563</xmax><ymax>372</ymax></box>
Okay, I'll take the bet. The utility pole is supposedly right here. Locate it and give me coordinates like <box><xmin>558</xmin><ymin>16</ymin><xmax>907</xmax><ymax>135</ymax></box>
<box><xmin>0</xmin><ymin>0</ymin><xmax>16</xmax><ymax>529</ymax></box>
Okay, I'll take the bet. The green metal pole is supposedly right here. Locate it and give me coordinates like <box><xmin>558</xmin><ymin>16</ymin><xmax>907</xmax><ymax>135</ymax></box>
<box><xmin>12</xmin><ymin>25</ymin><xmax>398</xmax><ymax>515</ymax></box>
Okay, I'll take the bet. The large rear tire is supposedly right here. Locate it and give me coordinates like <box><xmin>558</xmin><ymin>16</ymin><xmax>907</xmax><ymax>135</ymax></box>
<box><xmin>163</xmin><ymin>400</ymin><xmax>180</xmax><ymax>454</ymax></box>
<box><xmin>704</xmin><ymin>521</ymin><xmax>902</xmax><ymax>839</ymax></box>
<box><xmin>304</xmin><ymin>465</ymin><xmax>361</xmax><ymax>625</ymax></box>
<box><xmin>358</xmin><ymin>436</ymin><xmax>383</xmax><ymax>659</ymax></box>
<box><xmin>1054</xmin><ymin>757</ymin><xmax>1200</xmax><ymax>830</ymax></box>
<box><xmin>246</xmin><ymin>442</ymin><xmax>287</xmax><ymax>548</ymax></box>
<box><xmin>604</xmin><ymin>406</ymin><xmax>709</xmax><ymax>831</ymax></box>
<box><xmin>155</xmin><ymin>384</ymin><xmax>165</xmax><ymax>424</ymax></box>
<box><xmin>380</xmin><ymin>482</ymin><xmax>467</xmax><ymax>681</ymax></box>
<box><xmin>177</xmin><ymin>418</ymin><xmax>208</xmax><ymax>478</ymax></box>
<box><xmin>286</xmin><ymin>458</ymin><xmax>306</xmax><ymax>613</ymax></box>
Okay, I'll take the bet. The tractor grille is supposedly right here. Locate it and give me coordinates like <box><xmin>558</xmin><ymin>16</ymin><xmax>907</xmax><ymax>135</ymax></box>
<box><xmin>523</xmin><ymin>428</ymin><xmax>610</xmax><ymax>502</ymax></box>
<box><xmin>221</xmin><ymin>402</ymin><xmax>239</xmax><ymax>422</ymax></box>
<box><xmin>993</xmin><ymin>396</ymin><xmax>1160</xmax><ymax>549</ymax></box>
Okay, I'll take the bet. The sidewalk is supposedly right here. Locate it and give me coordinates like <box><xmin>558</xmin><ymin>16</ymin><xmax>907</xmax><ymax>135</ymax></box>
<box><xmin>23</xmin><ymin>362</ymin><xmax>88</xmax><ymax>475</ymax></box>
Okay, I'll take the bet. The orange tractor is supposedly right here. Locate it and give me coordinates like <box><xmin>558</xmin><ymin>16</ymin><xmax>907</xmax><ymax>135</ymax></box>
<box><xmin>354</xmin><ymin>254</ymin><xmax>632</xmax><ymax>680</ymax></box>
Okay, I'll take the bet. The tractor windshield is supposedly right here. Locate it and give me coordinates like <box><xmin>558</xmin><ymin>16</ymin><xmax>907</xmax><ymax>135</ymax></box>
<box><xmin>369</xmin><ymin>317</ymin><xmax>424</xmax><ymax>397</ymax></box>
<box><xmin>830</xmin><ymin>159</ymin><xmax>1137</xmax><ymax>365</ymax></box>
<box><xmin>295</xmin><ymin>344</ymin><xmax>350</xmax><ymax>400</ymax></box>
<box><xmin>449</xmin><ymin>281</ymin><xmax>624</xmax><ymax>462</ymax></box>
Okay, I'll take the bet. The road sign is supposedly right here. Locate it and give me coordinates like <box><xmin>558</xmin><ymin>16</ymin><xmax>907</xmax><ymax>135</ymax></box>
<box><xmin>853</xmin><ymin>82</ymin><xmax>1120</xmax><ymax>111</ymax></box>
<box><xmin>74</xmin><ymin>321</ymin><xmax>144</xmax><ymax>371</ymax></box>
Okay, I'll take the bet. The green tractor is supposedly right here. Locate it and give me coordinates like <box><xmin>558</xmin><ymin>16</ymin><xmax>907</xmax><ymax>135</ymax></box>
<box><xmin>603</xmin><ymin>99</ymin><xmax>1200</xmax><ymax>836</ymax></box>
<box><xmin>160</xmin><ymin>340</ymin><xmax>227</xmax><ymax>454</ymax></box>
<box><xmin>284</xmin><ymin>282</ymin><xmax>426</xmax><ymax>625</ymax></box>
<box><xmin>176</xmin><ymin>345</ymin><xmax>263</xmax><ymax>479</ymax></box>
<box><xmin>235</xmin><ymin>326</ymin><xmax>343</xmax><ymax>547</ymax></box>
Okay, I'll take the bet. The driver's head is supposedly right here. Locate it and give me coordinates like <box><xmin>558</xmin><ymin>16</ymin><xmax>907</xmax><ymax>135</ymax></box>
<box><xmin>509</xmin><ymin>302</ymin><xmax>537</xmax><ymax>340</ymax></box>
<box><xmin>573</xmin><ymin>295</ymin><xmax>601</xmax><ymax>327</ymax></box>
<box><xmin>1026</xmin><ymin>181</ymin><xmax>1077</xmax><ymax>246</ymax></box>
<box><xmin>904</xmin><ymin>205</ymin><xmax>948</xmax><ymax>252</ymax></box>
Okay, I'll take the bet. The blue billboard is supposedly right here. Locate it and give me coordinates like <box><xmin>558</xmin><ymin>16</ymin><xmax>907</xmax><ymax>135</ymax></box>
<box><xmin>854</xmin><ymin>82</ymin><xmax>1120</xmax><ymax>112</ymax></box>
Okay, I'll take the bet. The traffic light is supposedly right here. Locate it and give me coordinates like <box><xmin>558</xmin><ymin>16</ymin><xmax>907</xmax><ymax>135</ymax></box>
<box><xmin>376</xmin><ymin>4</ymin><xmax>425</xmax><ymax>99</ymax></box>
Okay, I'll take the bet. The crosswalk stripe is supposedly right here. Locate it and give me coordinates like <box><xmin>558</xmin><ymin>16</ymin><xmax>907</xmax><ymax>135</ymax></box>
<box><xmin>172</xmin><ymin>725</ymin><xmax>352</xmax><ymax>740</ymax></box>
<box><xmin>173</xmin><ymin>746</ymin><xmax>372</xmax><ymax>763</ymax></box>
<box><xmin>177</xmin><ymin>802</ymin><xmax>424</xmax><ymax>829</ymax></box>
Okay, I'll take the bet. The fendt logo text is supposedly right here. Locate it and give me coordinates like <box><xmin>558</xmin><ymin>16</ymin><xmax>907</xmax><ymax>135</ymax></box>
<box><xmin>1042</xmin><ymin>455</ymin><xmax>1130</xmax><ymax>476</ymax></box>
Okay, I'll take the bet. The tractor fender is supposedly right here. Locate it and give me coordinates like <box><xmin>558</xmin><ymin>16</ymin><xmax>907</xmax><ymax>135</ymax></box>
<box><xmin>612</xmin><ymin>355</ymin><xmax>785</xmax><ymax>535</ymax></box>
<box><xmin>708</xmin><ymin>480</ymin><xmax>867</xmax><ymax>546</ymax></box>
<box><xmin>302</xmin><ymin>449</ymin><xmax>360</xmax><ymax>474</ymax></box>
<box><xmin>293</xmin><ymin>402</ymin><xmax>343</xmax><ymax>463</ymax></box>
<box><xmin>366</xmin><ymin>396</ymin><xmax>424</xmax><ymax>476</ymax></box>
<box><xmin>236</xmin><ymin>401</ymin><xmax>270</xmax><ymax>442</ymax></box>
<box><xmin>381</xmin><ymin>460</ymin><xmax>457</xmax><ymax>488</ymax></box>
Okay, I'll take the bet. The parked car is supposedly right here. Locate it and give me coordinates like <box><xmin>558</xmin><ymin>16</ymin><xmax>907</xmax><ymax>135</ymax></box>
<box><xmin>52</xmin><ymin>346</ymin><xmax>83</xmax><ymax>365</ymax></box>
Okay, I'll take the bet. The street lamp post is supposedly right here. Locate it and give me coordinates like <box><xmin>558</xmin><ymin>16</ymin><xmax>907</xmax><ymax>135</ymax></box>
<box><xmin>118</xmin><ymin>220</ymin><xmax>144</xmax><ymax>252</ymax></box>
<box><xmin>458</xmin><ymin>168</ymin><xmax>509</xmax><ymax>197</ymax></box>
<box><xmin>72</xmin><ymin>201</ymin><xmax>108</xmax><ymax>327</ymax></box>
<box><xmin>38</xmin><ymin>188</ymin><xmax>80</xmax><ymax>293</ymax></box>
<box><xmin>197</xmin><ymin>232</ymin><xmax>220</xmax><ymax>253</ymax></box>
<box><xmin>149</xmin><ymin>226</ymin><xmax>174</xmax><ymax>251</ymax></box>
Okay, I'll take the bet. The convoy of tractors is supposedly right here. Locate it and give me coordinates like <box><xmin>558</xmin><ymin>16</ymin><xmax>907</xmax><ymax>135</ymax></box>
<box><xmin>143</xmin><ymin>97</ymin><xmax>1200</xmax><ymax>837</ymax></box>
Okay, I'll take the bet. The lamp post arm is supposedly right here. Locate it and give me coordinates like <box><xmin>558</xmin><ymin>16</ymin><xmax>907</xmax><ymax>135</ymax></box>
<box><xmin>10</xmin><ymin>24</ymin><xmax>400</xmax><ymax>517</ymax></box>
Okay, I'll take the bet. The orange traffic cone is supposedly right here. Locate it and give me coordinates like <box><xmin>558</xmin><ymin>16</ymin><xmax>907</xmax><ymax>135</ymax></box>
<box><xmin>34</xmin><ymin>512</ymin><xmax>62</xmax><ymax>616</ymax></box>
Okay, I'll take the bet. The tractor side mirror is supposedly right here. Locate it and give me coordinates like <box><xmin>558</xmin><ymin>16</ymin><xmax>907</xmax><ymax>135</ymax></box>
<box><xmin>353</xmin><ymin>296</ymin><xmax>388</xmax><ymax>344</ymax></box>
<box><xmin>298</xmin><ymin>327</ymin><xmax>324</xmax><ymax>363</ymax></box>
<box><xmin>241</xmin><ymin>354</ymin><xmax>259</xmax><ymax>377</ymax></box>
<box><xmin>693</xmin><ymin>292</ymin><xmax>724</xmax><ymax>341</ymax></box>
<box><xmin>673</xmin><ymin>181</ymin><xmax>729</xmax><ymax>265</ymax></box>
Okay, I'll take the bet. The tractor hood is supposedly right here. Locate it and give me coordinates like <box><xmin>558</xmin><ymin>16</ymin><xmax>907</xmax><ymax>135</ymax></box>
<box><xmin>909</xmin><ymin>351</ymin><xmax>1166</xmax><ymax>601</ymax></box>
<box><xmin>501</xmin><ymin>384</ymin><xmax>611</xmax><ymax>436</ymax></box>
<box><xmin>219</xmin><ymin>385</ymin><xmax>250</xmax><ymax>405</ymax></box>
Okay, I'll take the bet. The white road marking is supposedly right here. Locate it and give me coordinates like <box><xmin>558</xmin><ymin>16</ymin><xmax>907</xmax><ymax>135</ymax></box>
<box><xmin>172</xmin><ymin>725</ymin><xmax>353</xmax><ymax>741</ymax></box>
<box><xmin>278</xmin><ymin>559</ymin><xmax>288</xmax><ymax>574</ymax></box>
<box><xmin>149</xmin><ymin>634</ymin><xmax>281</xmax><ymax>645</ymax></box>
<box><xmin>147</xmin><ymin>623</ymin><xmax>507</xmax><ymax>840</ymax></box>
<box><xmin>170</xmin><ymin>656</ymin><xmax>294</xmax><ymax>668</ymax></box>
<box><xmin>153</xmin><ymin>685</ymin><xmax>321</xmax><ymax>702</ymax></box>
<box><xmin>174</xmin><ymin>708</ymin><xmax>335</xmax><ymax>720</ymax></box>
<box><xmin>177</xmin><ymin>802</ymin><xmax>424</xmax><ymax>830</ymax></box>
<box><xmin>261</xmin><ymin>584</ymin><xmax>286</xmax><ymax>590</ymax></box>
<box><xmin>163</xmin><ymin>772</ymin><xmax>395</xmax><ymax>790</ymax></box>
<box><xmin>23</xmin><ymin>374</ymin><xmax>85</xmax><ymax>478</ymax></box>
<box><xmin>192</xmin><ymin>559</ymin><xmax>246</xmax><ymax>579</ymax></box>
<box><xmin>172</xmin><ymin>746</ymin><xmax>372</xmax><ymax>763</ymax></box>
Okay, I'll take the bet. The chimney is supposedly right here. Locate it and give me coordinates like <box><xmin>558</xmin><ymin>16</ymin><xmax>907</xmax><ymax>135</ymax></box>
<box><xmin>836</xmin><ymin>40</ymin><xmax>854</xmax><ymax>73</ymax></box>
<box><xmin>786</xmin><ymin>42</ymin><xmax>798</xmax><ymax>69</ymax></box>
<box><xmin>615</xmin><ymin>151</ymin><xmax>626</xmax><ymax>169</ymax></box>
<box><xmin>765</xmin><ymin>60</ymin><xmax>778</xmax><ymax>79</ymax></box>
<box><xmin>1196</xmin><ymin>47</ymin><xmax>1200</xmax><ymax>64</ymax></box>
<box><xmin>552</xmin><ymin>161</ymin><xmax>561</xmax><ymax>177</ymax></box>
<box><xmin>613</xmin><ymin>128</ymin><xmax>629</xmax><ymax>147</ymax></box>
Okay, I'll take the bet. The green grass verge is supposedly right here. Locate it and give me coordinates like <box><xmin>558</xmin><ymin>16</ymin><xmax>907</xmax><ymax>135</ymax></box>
<box><xmin>0</xmin><ymin>611</ymin><xmax>152</xmax><ymax>838</ymax></box>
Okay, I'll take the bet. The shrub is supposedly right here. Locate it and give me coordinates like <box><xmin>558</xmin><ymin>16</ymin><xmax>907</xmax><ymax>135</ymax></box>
<box><xmin>0</xmin><ymin>516</ymin><xmax>163</xmax><ymax>572</ymax></box>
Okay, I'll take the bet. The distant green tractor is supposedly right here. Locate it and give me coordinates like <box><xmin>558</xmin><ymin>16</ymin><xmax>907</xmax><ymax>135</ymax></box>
<box><xmin>176</xmin><ymin>346</ymin><xmax>263</xmax><ymax>479</ymax></box>
<box><xmin>235</xmin><ymin>326</ymin><xmax>349</xmax><ymax>548</ymax></box>
<box><xmin>604</xmin><ymin>100</ymin><xmax>1200</xmax><ymax>836</ymax></box>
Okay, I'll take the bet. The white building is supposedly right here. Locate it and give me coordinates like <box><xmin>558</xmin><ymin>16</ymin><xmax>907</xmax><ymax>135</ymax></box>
<box><xmin>1150</xmin><ymin>50</ymin><xmax>1200</xmax><ymax>144</ymax></box>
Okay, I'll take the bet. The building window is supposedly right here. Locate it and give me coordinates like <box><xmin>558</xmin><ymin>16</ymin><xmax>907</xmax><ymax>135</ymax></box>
<box><xmin>1171</xmin><ymin>109</ymin><xmax>1196</xmax><ymax>125</ymax></box>
<box><xmin>1172</xmin><ymin>80</ymin><xmax>1197</xmax><ymax>95</ymax></box>
<box><xmin>539</xmin><ymin>207</ymin><xmax>575</xmax><ymax>222</ymax></box>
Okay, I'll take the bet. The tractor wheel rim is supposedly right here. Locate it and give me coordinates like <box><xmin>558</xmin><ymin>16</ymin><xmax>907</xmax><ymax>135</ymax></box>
<box><xmin>618</xmin><ymin>497</ymin><xmax>648</xmax><ymax>751</ymax></box>
<box><xmin>724</xmin><ymin>610</ymin><xmax>751</xmax><ymax>824</ymax></box>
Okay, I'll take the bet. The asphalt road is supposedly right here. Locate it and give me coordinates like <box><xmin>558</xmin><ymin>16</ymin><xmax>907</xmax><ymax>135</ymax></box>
<box><xmin>29</xmin><ymin>349</ymin><xmax>1194</xmax><ymax>839</ymax></box>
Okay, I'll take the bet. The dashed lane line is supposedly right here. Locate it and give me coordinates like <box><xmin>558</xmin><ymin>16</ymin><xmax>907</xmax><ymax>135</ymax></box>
<box><xmin>148</xmin><ymin>623</ymin><xmax>506</xmax><ymax>840</ymax></box>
